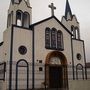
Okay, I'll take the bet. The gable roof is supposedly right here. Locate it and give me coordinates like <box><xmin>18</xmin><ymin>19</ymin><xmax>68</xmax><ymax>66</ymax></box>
<box><xmin>30</xmin><ymin>16</ymin><xmax>73</xmax><ymax>35</ymax></box>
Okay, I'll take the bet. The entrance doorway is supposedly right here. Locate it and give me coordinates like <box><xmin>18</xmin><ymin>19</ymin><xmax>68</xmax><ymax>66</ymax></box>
<box><xmin>45</xmin><ymin>51</ymin><xmax>68</xmax><ymax>89</ymax></box>
<box><xmin>49</xmin><ymin>66</ymin><xmax>63</xmax><ymax>88</ymax></box>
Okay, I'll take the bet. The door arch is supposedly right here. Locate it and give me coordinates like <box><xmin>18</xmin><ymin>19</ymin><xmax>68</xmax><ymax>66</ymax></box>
<box><xmin>16</xmin><ymin>59</ymin><xmax>29</xmax><ymax>90</ymax></box>
<box><xmin>45</xmin><ymin>51</ymin><xmax>68</xmax><ymax>89</ymax></box>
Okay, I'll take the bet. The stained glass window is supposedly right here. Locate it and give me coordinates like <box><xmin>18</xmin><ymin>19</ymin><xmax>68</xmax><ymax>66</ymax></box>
<box><xmin>45</xmin><ymin>27</ymin><xmax>51</xmax><ymax>48</ymax></box>
<box><xmin>57</xmin><ymin>30</ymin><xmax>63</xmax><ymax>49</ymax></box>
<box><xmin>51</xmin><ymin>28</ymin><xmax>57</xmax><ymax>48</ymax></box>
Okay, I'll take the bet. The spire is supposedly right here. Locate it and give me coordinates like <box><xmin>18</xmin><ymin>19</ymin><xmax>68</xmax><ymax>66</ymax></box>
<box><xmin>65</xmin><ymin>0</ymin><xmax>72</xmax><ymax>20</ymax></box>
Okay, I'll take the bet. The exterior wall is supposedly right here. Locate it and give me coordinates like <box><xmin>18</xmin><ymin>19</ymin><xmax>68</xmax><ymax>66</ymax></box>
<box><xmin>72</xmin><ymin>39</ymin><xmax>85</xmax><ymax>66</ymax></box>
<box><xmin>2</xmin><ymin>26</ymin><xmax>33</xmax><ymax>89</ymax></box>
<box><xmin>87</xmin><ymin>68</ymin><xmax>90</xmax><ymax>79</ymax></box>
<box><xmin>12</xmin><ymin>26</ymin><xmax>32</xmax><ymax>63</ymax></box>
<box><xmin>0</xmin><ymin>0</ymin><xmax>88</xmax><ymax>89</ymax></box>
<box><xmin>0</xmin><ymin>45</ymin><xmax>3</xmax><ymax>62</ymax></box>
<box><xmin>11</xmin><ymin>26</ymin><xmax>32</xmax><ymax>89</ymax></box>
<box><xmin>34</xmin><ymin>18</ymin><xmax>72</xmax><ymax>64</ymax></box>
<box><xmin>3</xmin><ymin>27</ymin><xmax>12</xmax><ymax>62</ymax></box>
<box><xmin>34</xmin><ymin>18</ymin><xmax>72</xmax><ymax>87</ymax></box>
<box><xmin>61</xmin><ymin>12</ymin><xmax>86</xmax><ymax>80</ymax></box>
<box><xmin>72</xmin><ymin>39</ymin><xmax>86</xmax><ymax>79</ymax></box>
<box><xmin>0</xmin><ymin>81</ymin><xmax>6</xmax><ymax>90</ymax></box>
<box><xmin>0</xmin><ymin>81</ymin><xmax>3</xmax><ymax>90</ymax></box>
<box><xmin>3</xmin><ymin>27</ymin><xmax>12</xmax><ymax>89</ymax></box>
<box><xmin>69</xmin><ymin>80</ymin><xmax>90</xmax><ymax>90</ymax></box>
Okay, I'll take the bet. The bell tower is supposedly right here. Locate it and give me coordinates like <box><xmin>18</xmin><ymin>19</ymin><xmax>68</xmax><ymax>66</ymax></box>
<box><xmin>61</xmin><ymin>0</ymin><xmax>80</xmax><ymax>40</ymax></box>
<box><xmin>61</xmin><ymin>0</ymin><xmax>87</xmax><ymax>80</ymax></box>
<box><xmin>3</xmin><ymin>0</ymin><xmax>33</xmax><ymax>90</ymax></box>
<box><xmin>7</xmin><ymin>0</ymin><xmax>32</xmax><ymax>28</ymax></box>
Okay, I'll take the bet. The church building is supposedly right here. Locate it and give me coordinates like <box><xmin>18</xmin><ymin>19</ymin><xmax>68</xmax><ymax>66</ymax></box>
<box><xmin>0</xmin><ymin>0</ymin><xmax>90</xmax><ymax>90</ymax></box>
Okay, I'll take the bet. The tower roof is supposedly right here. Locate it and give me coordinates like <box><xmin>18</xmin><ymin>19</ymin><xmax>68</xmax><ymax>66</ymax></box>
<box><xmin>65</xmin><ymin>0</ymin><xmax>72</xmax><ymax>20</ymax></box>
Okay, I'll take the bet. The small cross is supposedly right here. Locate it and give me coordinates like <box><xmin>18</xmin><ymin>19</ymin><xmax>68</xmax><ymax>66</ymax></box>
<box><xmin>49</xmin><ymin>3</ymin><xmax>56</xmax><ymax>16</ymax></box>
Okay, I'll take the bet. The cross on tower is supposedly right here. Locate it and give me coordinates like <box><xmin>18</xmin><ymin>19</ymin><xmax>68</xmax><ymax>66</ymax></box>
<box><xmin>49</xmin><ymin>3</ymin><xmax>56</xmax><ymax>16</ymax></box>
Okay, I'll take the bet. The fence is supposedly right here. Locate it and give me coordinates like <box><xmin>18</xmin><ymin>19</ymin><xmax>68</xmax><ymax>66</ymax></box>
<box><xmin>0</xmin><ymin>61</ymin><xmax>90</xmax><ymax>90</ymax></box>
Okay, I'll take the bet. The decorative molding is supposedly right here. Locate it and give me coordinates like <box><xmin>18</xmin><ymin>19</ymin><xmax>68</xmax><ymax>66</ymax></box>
<box><xmin>72</xmin><ymin>38</ymin><xmax>84</xmax><ymax>42</ymax></box>
<box><xmin>12</xmin><ymin>24</ymin><xmax>32</xmax><ymax>31</ymax></box>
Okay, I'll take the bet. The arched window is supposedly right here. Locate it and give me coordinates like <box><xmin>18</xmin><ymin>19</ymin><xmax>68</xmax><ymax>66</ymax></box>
<box><xmin>23</xmin><ymin>12</ymin><xmax>30</xmax><ymax>28</ymax></box>
<box><xmin>7</xmin><ymin>14</ymin><xmax>11</xmax><ymax>27</ymax></box>
<box><xmin>75</xmin><ymin>27</ymin><xmax>80</xmax><ymax>39</ymax></box>
<box><xmin>76</xmin><ymin>64</ymin><xmax>84</xmax><ymax>80</ymax></box>
<box><xmin>16</xmin><ymin>10</ymin><xmax>23</xmax><ymax>26</ymax></box>
<box><xmin>51</xmin><ymin>28</ymin><xmax>57</xmax><ymax>48</ymax></box>
<box><xmin>16</xmin><ymin>59</ymin><xmax>29</xmax><ymax>90</ymax></box>
<box><xmin>7</xmin><ymin>11</ymin><xmax>13</xmax><ymax>28</ymax></box>
<box><xmin>71</xmin><ymin>25</ymin><xmax>75</xmax><ymax>38</ymax></box>
<box><xmin>45</xmin><ymin>28</ymin><xmax>64</xmax><ymax>50</ymax></box>
<box><xmin>45</xmin><ymin>27</ymin><xmax>51</xmax><ymax>48</ymax></box>
<box><xmin>11</xmin><ymin>11</ymin><xmax>13</xmax><ymax>25</ymax></box>
<box><xmin>57</xmin><ymin>30</ymin><xmax>63</xmax><ymax>49</ymax></box>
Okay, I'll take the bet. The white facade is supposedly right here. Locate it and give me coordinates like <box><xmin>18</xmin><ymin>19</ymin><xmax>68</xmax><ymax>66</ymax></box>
<box><xmin>0</xmin><ymin>0</ymin><xmax>88</xmax><ymax>90</ymax></box>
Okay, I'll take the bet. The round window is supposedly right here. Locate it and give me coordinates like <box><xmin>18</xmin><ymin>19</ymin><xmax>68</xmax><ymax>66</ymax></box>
<box><xmin>77</xmin><ymin>53</ymin><xmax>81</xmax><ymax>60</ymax></box>
<box><xmin>18</xmin><ymin>46</ymin><xmax>27</xmax><ymax>55</ymax></box>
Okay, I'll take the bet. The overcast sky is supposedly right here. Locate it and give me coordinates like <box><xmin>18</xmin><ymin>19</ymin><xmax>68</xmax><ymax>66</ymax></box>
<box><xmin>0</xmin><ymin>0</ymin><xmax>90</xmax><ymax>62</ymax></box>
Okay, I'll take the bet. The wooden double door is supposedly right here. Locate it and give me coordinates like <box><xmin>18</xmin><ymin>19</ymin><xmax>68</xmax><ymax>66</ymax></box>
<box><xmin>49</xmin><ymin>66</ymin><xmax>63</xmax><ymax>88</ymax></box>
